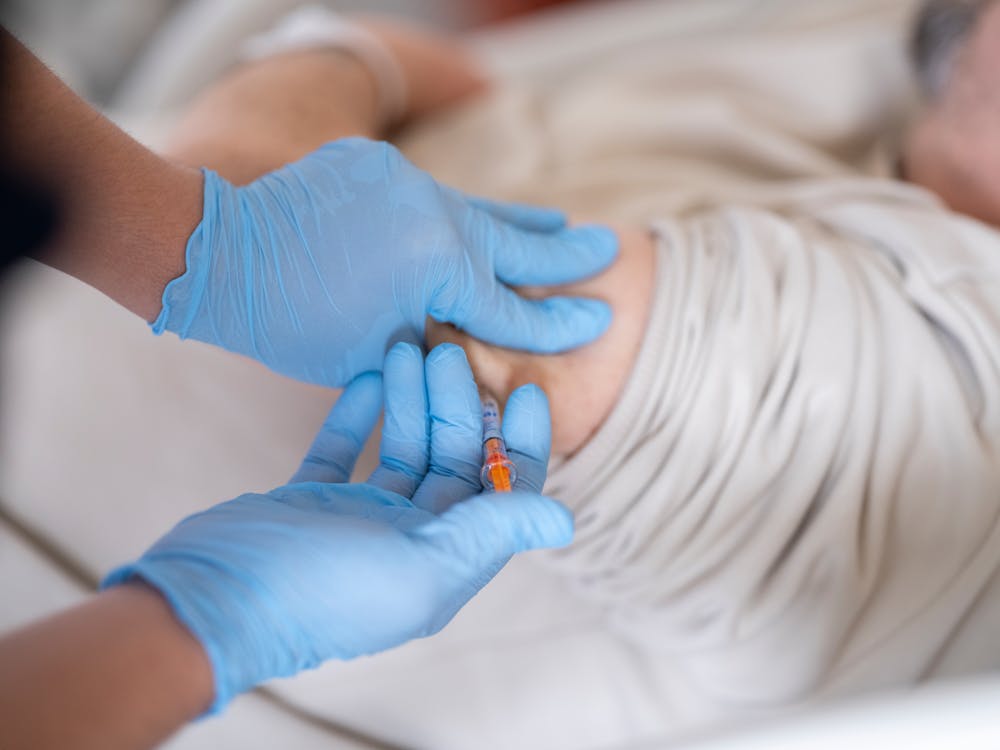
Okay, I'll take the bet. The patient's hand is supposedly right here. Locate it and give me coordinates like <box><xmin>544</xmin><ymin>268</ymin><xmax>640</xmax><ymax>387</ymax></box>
<box><xmin>428</xmin><ymin>224</ymin><xmax>656</xmax><ymax>456</ymax></box>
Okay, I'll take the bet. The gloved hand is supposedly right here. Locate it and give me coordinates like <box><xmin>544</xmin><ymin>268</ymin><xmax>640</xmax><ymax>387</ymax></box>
<box><xmin>154</xmin><ymin>137</ymin><xmax>618</xmax><ymax>386</ymax></box>
<box><xmin>103</xmin><ymin>342</ymin><xmax>570</xmax><ymax>712</ymax></box>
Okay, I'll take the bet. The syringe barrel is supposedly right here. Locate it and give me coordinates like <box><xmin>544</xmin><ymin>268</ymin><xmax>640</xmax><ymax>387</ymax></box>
<box><xmin>481</xmin><ymin>395</ymin><xmax>503</xmax><ymax>440</ymax></box>
<box><xmin>480</xmin><ymin>395</ymin><xmax>516</xmax><ymax>491</ymax></box>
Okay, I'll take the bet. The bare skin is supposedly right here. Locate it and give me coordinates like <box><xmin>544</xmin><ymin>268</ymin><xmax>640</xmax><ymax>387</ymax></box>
<box><xmin>0</xmin><ymin>29</ymin><xmax>202</xmax><ymax>321</ymax></box>
<box><xmin>0</xmin><ymin>37</ymin><xmax>220</xmax><ymax>740</ymax></box>
<box><xmin>904</xmin><ymin>0</ymin><xmax>1000</xmax><ymax>226</ymax></box>
<box><xmin>166</xmin><ymin>19</ymin><xmax>488</xmax><ymax>182</ymax></box>
<box><xmin>0</xmin><ymin>584</ymin><xmax>214</xmax><ymax>750</ymax></box>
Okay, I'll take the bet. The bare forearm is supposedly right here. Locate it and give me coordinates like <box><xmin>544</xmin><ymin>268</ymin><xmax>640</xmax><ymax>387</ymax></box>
<box><xmin>165</xmin><ymin>19</ymin><xmax>488</xmax><ymax>185</ymax></box>
<box><xmin>0</xmin><ymin>584</ymin><xmax>213</xmax><ymax>750</ymax></box>
<box><xmin>0</xmin><ymin>28</ymin><xmax>202</xmax><ymax>321</ymax></box>
<box><xmin>165</xmin><ymin>50</ymin><xmax>382</xmax><ymax>184</ymax></box>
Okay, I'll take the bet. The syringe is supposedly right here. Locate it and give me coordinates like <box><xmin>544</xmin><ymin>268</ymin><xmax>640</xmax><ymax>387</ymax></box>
<box><xmin>480</xmin><ymin>393</ymin><xmax>517</xmax><ymax>492</ymax></box>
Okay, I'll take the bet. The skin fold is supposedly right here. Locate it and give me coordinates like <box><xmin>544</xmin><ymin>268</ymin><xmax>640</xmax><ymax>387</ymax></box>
<box><xmin>427</xmin><ymin>226</ymin><xmax>654</xmax><ymax>456</ymax></box>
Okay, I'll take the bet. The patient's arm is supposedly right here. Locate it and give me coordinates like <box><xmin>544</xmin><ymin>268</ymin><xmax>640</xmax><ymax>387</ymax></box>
<box><xmin>0</xmin><ymin>583</ymin><xmax>213</xmax><ymax>750</ymax></box>
<box><xmin>163</xmin><ymin>15</ymin><xmax>655</xmax><ymax>457</ymax></box>
<box><xmin>165</xmin><ymin>18</ymin><xmax>487</xmax><ymax>183</ymax></box>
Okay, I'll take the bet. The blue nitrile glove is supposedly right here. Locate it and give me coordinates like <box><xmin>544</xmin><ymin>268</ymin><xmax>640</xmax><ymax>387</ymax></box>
<box><xmin>154</xmin><ymin>136</ymin><xmax>617</xmax><ymax>386</ymax></box>
<box><xmin>103</xmin><ymin>342</ymin><xmax>569</xmax><ymax>712</ymax></box>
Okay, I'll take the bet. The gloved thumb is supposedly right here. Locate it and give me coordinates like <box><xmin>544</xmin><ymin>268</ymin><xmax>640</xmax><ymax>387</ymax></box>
<box><xmin>414</xmin><ymin>492</ymin><xmax>574</xmax><ymax>575</ymax></box>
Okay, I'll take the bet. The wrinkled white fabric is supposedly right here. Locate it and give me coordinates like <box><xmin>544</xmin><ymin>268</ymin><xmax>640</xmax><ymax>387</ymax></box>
<box><xmin>390</xmin><ymin>0</ymin><xmax>1000</xmax><ymax>708</ymax></box>
<box><xmin>540</xmin><ymin>180</ymin><xmax>1000</xmax><ymax>705</ymax></box>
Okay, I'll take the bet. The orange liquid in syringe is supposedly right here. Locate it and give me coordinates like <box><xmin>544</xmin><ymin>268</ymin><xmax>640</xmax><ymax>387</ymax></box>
<box><xmin>482</xmin><ymin>437</ymin><xmax>514</xmax><ymax>492</ymax></box>
<box><xmin>480</xmin><ymin>394</ymin><xmax>517</xmax><ymax>492</ymax></box>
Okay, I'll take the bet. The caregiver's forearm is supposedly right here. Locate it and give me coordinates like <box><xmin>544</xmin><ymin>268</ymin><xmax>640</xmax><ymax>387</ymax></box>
<box><xmin>0</xmin><ymin>584</ymin><xmax>213</xmax><ymax>750</ymax></box>
<box><xmin>1</xmin><ymin>29</ymin><xmax>203</xmax><ymax>322</ymax></box>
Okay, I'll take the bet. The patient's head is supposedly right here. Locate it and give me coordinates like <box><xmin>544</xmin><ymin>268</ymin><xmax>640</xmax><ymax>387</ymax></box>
<box><xmin>905</xmin><ymin>0</ymin><xmax>1000</xmax><ymax>225</ymax></box>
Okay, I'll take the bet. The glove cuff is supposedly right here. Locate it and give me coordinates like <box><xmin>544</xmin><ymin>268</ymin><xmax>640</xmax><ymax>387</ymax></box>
<box><xmin>102</xmin><ymin>559</ymin><xmax>247</xmax><ymax>714</ymax></box>
<box><xmin>150</xmin><ymin>168</ymin><xmax>230</xmax><ymax>339</ymax></box>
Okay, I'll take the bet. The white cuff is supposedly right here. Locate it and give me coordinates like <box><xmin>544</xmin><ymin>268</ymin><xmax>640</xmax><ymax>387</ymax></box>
<box><xmin>241</xmin><ymin>5</ymin><xmax>408</xmax><ymax>126</ymax></box>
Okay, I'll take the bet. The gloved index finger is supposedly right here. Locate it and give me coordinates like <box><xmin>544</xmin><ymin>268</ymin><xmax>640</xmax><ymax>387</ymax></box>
<box><xmin>290</xmin><ymin>371</ymin><xmax>383</xmax><ymax>484</ymax></box>
<box><xmin>484</xmin><ymin>218</ymin><xmax>618</xmax><ymax>287</ymax></box>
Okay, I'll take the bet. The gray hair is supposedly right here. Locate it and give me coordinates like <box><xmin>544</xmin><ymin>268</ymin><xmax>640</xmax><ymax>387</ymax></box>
<box><xmin>911</xmin><ymin>0</ymin><xmax>992</xmax><ymax>97</ymax></box>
